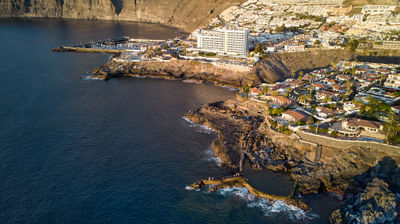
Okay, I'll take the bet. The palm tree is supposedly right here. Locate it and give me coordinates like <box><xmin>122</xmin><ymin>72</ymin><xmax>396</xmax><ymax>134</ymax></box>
<box><xmin>384</xmin><ymin>112</ymin><xmax>400</xmax><ymax>144</ymax></box>
<box><xmin>379</xmin><ymin>74</ymin><xmax>385</xmax><ymax>86</ymax></box>
<box><xmin>309</xmin><ymin>85</ymin><xmax>314</xmax><ymax>95</ymax></box>
<box><xmin>297</xmin><ymin>71</ymin><xmax>304</xmax><ymax>80</ymax></box>
<box><xmin>291</xmin><ymin>69</ymin><xmax>296</xmax><ymax>78</ymax></box>
<box><xmin>298</xmin><ymin>94</ymin><xmax>307</xmax><ymax>104</ymax></box>
<box><xmin>261</xmin><ymin>86</ymin><xmax>269</xmax><ymax>95</ymax></box>
<box><xmin>346</xmin><ymin>81</ymin><xmax>353</xmax><ymax>95</ymax></box>
<box><xmin>242</xmin><ymin>85</ymin><xmax>250</xmax><ymax>98</ymax></box>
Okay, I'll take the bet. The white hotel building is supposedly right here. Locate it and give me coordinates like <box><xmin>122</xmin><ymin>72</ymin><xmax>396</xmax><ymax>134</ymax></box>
<box><xmin>196</xmin><ymin>29</ymin><xmax>250</xmax><ymax>56</ymax></box>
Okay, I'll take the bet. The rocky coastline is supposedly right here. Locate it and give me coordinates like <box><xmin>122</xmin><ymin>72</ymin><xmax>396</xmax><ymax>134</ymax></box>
<box><xmin>89</xmin><ymin>48</ymin><xmax>365</xmax><ymax>88</ymax></box>
<box><xmin>68</xmin><ymin>45</ymin><xmax>400</xmax><ymax>223</ymax></box>
<box><xmin>90</xmin><ymin>58</ymin><xmax>262</xmax><ymax>88</ymax></box>
<box><xmin>190</xmin><ymin>176</ymin><xmax>309</xmax><ymax>211</ymax></box>
<box><xmin>184</xmin><ymin>96</ymin><xmax>400</xmax><ymax>222</ymax></box>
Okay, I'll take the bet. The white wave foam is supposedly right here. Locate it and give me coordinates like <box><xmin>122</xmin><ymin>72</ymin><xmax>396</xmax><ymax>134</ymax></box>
<box><xmin>218</xmin><ymin>187</ymin><xmax>255</xmax><ymax>201</ymax></box>
<box><xmin>185</xmin><ymin>186</ymin><xmax>200</xmax><ymax>191</ymax></box>
<box><xmin>220</xmin><ymin>86</ymin><xmax>239</xmax><ymax>91</ymax></box>
<box><xmin>82</xmin><ymin>75</ymin><xmax>102</xmax><ymax>80</ymax></box>
<box><xmin>217</xmin><ymin>187</ymin><xmax>318</xmax><ymax>221</ymax></box>
<box><xmin>182</xmin><ymin>116</ymin><xmax>195</xmax><ymax>126</ymax></box>
<box><xmin>182</xmin><ymin>117</ymin><xmax>215</xmax><ymax>134</ymax></box>
<box><xmin>204</xmin><ymin>148</ymin><xmax>222</xmax><ymax>165</ymax></box>
<box><xmin>182</xmin><ymin>80</ymin><xmax>202</xmax><ymax>84</ymax></box>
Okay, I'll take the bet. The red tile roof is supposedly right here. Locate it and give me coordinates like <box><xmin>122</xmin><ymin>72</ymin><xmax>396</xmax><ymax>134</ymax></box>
<box><xmin>282</xmin><ymin>110</ymin><xmax>309</xmax><ymax>122</ymax></box>
<box><xmin>345</xmin><ymin>118</ymin><xmax>382</xmax><ymax>130</ymax></box>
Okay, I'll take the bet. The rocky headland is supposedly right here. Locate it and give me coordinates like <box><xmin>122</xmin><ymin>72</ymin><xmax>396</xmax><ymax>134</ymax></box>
<box><xmin>90</xmin><ymin>48</ymin><xmax>375</xmax><ymax>87</ymax></box>
<box><xmin>91</xmin><ymin>58</ymin><xmax>260</xmax><ymax>88</ymax></box>
<box><xmin>184</xmin><ymin>96</ymin><xmax>400</xmax><ymax>222</ymax></box>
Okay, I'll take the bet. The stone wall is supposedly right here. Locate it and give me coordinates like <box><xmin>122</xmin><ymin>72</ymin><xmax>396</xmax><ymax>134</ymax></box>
<box><xmin>296</xmin><ymin>130</ymin><xmax>400</xmax><ymax>154</ymax></box>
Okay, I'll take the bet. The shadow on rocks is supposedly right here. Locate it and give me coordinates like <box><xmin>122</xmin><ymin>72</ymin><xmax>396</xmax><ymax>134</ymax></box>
<box><xmin>330</xmin><ymin>156</ymin><xmax>400</xmax><ymax>224</ymax></box>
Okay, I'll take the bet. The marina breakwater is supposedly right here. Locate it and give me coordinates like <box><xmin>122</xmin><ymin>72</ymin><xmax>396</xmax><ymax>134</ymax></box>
<box><xmin>190</xmin><ymin>176</ymin><xmax>310</xmax><ymax>211</ymax></box>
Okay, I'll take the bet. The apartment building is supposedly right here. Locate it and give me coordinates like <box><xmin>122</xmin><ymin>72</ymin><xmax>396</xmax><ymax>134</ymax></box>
<box><xmin>385</xmin><ymin>73</ymin><xmax>400</xmax><ymax>89</ymax></box>
<box><xmin>361</xmin><ymin>5</ymin><xmax>396</xmax><ymax>15</ymax></box>
<box><xmin>197</xmin><ymin>29</ymin><xmax>250</xmax><ymax>56</ymax></box>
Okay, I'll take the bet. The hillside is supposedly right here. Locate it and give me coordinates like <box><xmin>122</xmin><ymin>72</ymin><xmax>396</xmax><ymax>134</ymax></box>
<box><xmin>342</xmin><ymin>0</ymin><xmax>399</xmax><ymax>6</ymax></box>
<box><xmin>256</xmin><ymin>49</ymin><xmax>356</xmax><ymax>82</ymax></box>
<box><xmin>0</xmin><ymin>0</ymin><xmax>246</xmax><ymax>32</ymax></box>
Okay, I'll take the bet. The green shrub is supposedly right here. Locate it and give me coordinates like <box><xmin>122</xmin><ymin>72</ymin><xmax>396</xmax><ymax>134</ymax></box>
<box><xmin>319</xmin><ymin>128</ymin><xmax>328</xmax><ymax>134</ymax></box>
<box><xmin>205</xmin><ymin>52</ymin><xmax>216</xmax><ymax>57</ymax></box>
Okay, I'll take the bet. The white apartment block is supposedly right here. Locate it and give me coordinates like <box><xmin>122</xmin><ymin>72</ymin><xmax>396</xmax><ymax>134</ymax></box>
<box><xmin>361</xmin><ymin>5</ymin><xmax>396</xmax><ymax>15</ymax></box>
<box><xmin>385</xmin><ymin>74</ymin><xmax>400</xmax><ymax>89</ymax></box>
<box><xmin>374</xmin><ymin>41</ymin><xmax>400</xmax><ymax>50</ymax></box>
<box><xmin>197</xmin><ymin>29</ymin><xmax>250</xmax><ymax>56</ymax></box>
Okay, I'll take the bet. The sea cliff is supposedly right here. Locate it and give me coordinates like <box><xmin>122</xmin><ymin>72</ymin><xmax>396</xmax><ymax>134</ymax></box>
<box><xmin>90</xmin><ymin>49</ymin><xmax>366</xmax><ymax>87</ymax></box>
<box><xmin>0</xmin><ymin>0</ymin><xmax>246</xmax><ymax>32</ymax></box>
<box><xmin>91</xmin><ymin>57</ymin><xmax>262</xmax><ymax>87</ymax></box>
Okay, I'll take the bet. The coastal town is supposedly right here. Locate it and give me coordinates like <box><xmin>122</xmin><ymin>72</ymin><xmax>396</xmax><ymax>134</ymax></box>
<box><xmin>59</xmin><ymin>0</ymin><xmax>400</xmax><ymax>146</ymax></box>
<box><xmin>247</xmin><ymin>60</ymin><xmax>400</xmax><ymax>145</ymax></box>
<box><xmin>80</xmin><ymin>0</ymin><xmax>400</xmax><ymax>66</ymax></box>
<box><xmin>4</xmin><ymin>0</ymin><xmax>400</xmax><ymax>223</ymax></box>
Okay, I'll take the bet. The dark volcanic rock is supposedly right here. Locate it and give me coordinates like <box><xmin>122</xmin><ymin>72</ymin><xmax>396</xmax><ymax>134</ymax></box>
<box><xmin>185</xmin><ymin>96</ymin><xmax>400</xmax><ymax>221</ymax></box>
<box><xmin>330</xmin><ymin>178</ymin><xmax>397</xmax><ymax>224</ymax></box>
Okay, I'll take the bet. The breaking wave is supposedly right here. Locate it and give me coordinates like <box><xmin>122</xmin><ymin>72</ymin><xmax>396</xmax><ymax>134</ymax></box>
<box><xmin>204</xmin><ymin>147</ymin><xmax>222</xmax><ymax>165</ymax></box>
<box><xmin>217</xmin><ymin>187</ymin><xmax>319</xmax><ymax>221</ymax></box>
<box><xmin>182</xmin><ymin>80</ymin><xmax>202</xmax><ymax>84</ymax></box>
<box><xmin>82</xmin><ymin>75</ymin><xmax>102</xmax><ymax>80</ymax></box>
<box><xmin>220</xmin><ymin>86</ymin><xmax>239</xmax><ymax>91</ymax></box>
<box><xmin>185</xmin><ymin>186</ymin><xmax>200</xmax><ymax>191</ymax></box>
<box><xmin>182</xmin><ymin>117</ymin><xmax>215</xmax><ymax>134</ymax></box>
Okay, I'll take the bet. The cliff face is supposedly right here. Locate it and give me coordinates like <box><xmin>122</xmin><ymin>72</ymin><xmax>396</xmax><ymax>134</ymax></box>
<box><xmin>92</xmin><ymin>58</ymin><xmax>261</xmax><ymax>88</ymax></box>
<box><xmin>0</xmin><ymin>0</ymin><xmax>245</xmax><ymax>32</ymax></box>
<box><xmin>256</xmin><ymin>49</ymin><xmax>357</xmax><ymax>82</ymax></box>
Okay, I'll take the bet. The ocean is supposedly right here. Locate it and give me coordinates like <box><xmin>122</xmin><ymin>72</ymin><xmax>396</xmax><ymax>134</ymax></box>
<box><xmin>0</xmin><ymin>19</ymin><xmax>340</xmax><ymax>223</ymax></box>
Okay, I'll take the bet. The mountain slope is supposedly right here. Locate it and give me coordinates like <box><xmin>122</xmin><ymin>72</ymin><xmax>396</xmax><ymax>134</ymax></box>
<box><xmin>0</xmin><ymin>0</ymin><xmax>246</xmax><ymax>32</ymax></box>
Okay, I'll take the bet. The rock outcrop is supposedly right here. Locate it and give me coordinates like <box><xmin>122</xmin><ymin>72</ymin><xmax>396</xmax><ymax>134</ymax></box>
<box><xmin>184</xmin><ymin>96</ymin><xmax>400</xmax><ymax>219</ymax></box>
<box><xmin>0</xmin><ymin>0</ymin><xmax>246</xmax><ymax>32</ymax></box>
<box><xmin>90</xmin><ymin>49</ymin><xmax>364</xmax><ymax>87</ymax></box>
<box><xmin>190</xmin><ymin>177</ymin><xmax>310</xmax><ymax>211</ymax></box>
<box><xmin>257</xmin><ymin>49</ymin><xmax>357</xmax><ymax>81</ymax></box>
<box><xmin>330</xmin><ymin>178</ymin><xmax>398</xmax><ymax>224</ymax></box>
<box><xmin>92</xmin><ymin>58</ymin><xmax>262</xmax><ymax>88</ymax></box>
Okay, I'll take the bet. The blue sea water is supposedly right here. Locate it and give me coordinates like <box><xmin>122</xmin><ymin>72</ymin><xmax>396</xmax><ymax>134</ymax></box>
<box><xmin>0</xmin><ymin>19</ymin><xmax>340</xmax><ymax>223</ymax></box>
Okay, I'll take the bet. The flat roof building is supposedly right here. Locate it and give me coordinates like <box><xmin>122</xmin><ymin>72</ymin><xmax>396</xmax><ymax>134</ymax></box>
<box><xmin>361</xmin><ymin>5</ymin><xmax>396</xmax><ymax>15</ymax></box>
<box><xmin>197</xmin><ymin>28</ymin><xmax>250</xmax><ymax>56</ymax></box>
<box><xmin>385</xmin><ymin>74</ymin><xmax>400</xmax><ymax>89</ymax></box>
